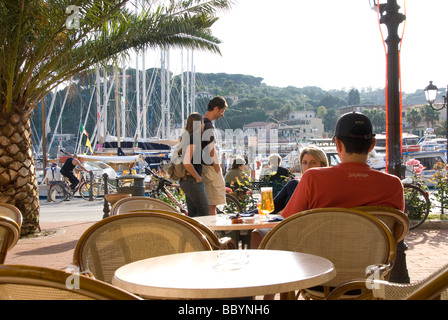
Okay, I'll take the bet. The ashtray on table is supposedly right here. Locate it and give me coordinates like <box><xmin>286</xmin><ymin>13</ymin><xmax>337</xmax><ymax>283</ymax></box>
<box><xmin>216</xmin><ymin>251</ymin><xmax>249</xmax><ymax>271</ymax></box>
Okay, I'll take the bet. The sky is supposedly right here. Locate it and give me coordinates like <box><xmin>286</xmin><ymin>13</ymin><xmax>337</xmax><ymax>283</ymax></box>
<box><xmin>164</xmin><ymin>0</ymin><xmax>448</xmax><ymax>95</ymax></box>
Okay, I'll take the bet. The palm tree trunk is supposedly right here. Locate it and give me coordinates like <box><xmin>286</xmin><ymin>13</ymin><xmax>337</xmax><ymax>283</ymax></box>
<box><xmin>0</xmin><ymin>109</ymin><xmax>40</xmax><ymax>235</ymax></box>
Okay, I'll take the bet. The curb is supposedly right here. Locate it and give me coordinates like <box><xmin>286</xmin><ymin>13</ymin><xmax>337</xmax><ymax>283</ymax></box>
<box><xmin>419</xmin><ymin>219</ymin><xmax>448</xmax><ymax>230</ymax></box>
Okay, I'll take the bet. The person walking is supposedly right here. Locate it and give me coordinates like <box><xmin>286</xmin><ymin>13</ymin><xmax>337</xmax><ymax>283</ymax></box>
<box><xmin>202</xmin><ymin>96</ymin><xmax>228</xmax><ymax>215</ymax></box>
<box><xmin>43</xmin><ymin>162</ymin><xmax>63</xmax><ymax>202</ymax></box>
<box><xmin>178</xmin><ymin>113</ymin><xmax>210</xmax><ymax>217</ymax></box>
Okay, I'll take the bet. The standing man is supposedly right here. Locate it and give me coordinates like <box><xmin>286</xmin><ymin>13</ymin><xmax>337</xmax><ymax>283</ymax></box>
<box><xmin>281</xmin><ymin>111</ymin><xmax>405</xmax><ymax>218</ymax></box>
<box><xmin>202</xmin><ymin>96</ymin><xmax>228</xmax><ymax>215</ymax></box>
<box><xmin>60</xmin><ymin>153</ymin><xmax>92</xmax><ymax>193</ymax></box>
<box><xmin>43</xmin><ymin>162</ymin><xmax>63</xmax><ymax>202</ymax></box>
<box><xmin>43</xmin><ymin>162</ymin><xmax>62</xmax><ymax>184</ymax></box>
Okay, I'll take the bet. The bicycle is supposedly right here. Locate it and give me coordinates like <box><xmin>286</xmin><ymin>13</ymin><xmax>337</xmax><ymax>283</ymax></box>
<box><xmin>402</xmin><ymin>177</ymin><xmax>431</xmax><ymax>230</ymax></box>
<box><xmin>145</xmin><ymin>168</ymin><xmax>242</xmax><ymax>215</ymax></box>
<box><xmin>48</xmin><ymin>172</ymin><xmax>96</xmax><ymax>203</ymax></box>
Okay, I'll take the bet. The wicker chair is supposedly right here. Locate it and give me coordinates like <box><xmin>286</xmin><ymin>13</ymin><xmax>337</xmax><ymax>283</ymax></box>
<box><xmin>73</xmin><ymin>212</ymin><xmax>213</xmax><ymax>283</ymax></box>
<box><xmin>0</xmin><ymin>203</ymin><xmax>22</xmax><ymax>227</ymax></box>
<box><xmin>110</xmin><ymin>196</ymin><xmax>180</xmax><ymax>216</ymax></box>
<box><xmin>327</xmin><ymin>263</ymin><xmax>448</xmax><ymax>300</ymax></box>
<box><xmin>130</xmin><ymin>209</ymin><xmax>237</xmax><ymax>250</ymax></box>
<box><xmin>0</xmin><ymin>216</ymin><xmax>21</xmax><ymax>264</ymax></box>
<box><xmin>259</xmin><ymin>208</ymin><xmax>396</xmax><ymax>300</ymax></box>
<box><xmin>0</xmin><ymin>265</ymin><xmax>142</xmax><ymax>300</ymax></box>
<box><xmin>352</xmin><ymin>206</ymin><xmax>409</xmax><ymax>243</ymax></box>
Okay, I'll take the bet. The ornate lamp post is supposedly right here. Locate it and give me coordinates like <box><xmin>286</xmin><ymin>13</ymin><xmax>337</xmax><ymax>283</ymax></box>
<box><xmin>374</xmin><ymin>0</ymin><xmax>409</xmax><ymax>283</ymax></box>
<box><xmin>424</xmin><ymin>81</ymin><xmax>448</xmax><ymax>153</ymax></box>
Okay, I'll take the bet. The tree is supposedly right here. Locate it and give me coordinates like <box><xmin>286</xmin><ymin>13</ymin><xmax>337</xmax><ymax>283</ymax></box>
<box><xmin>347</xmin><ymin>88</ymin><xmax>360</xmax><ymax>105</ymax></box>
<box><xmin>406</xmin><ymin>108</ymin><xmax>422</xmax><ymax>134</ymax></box>
<box><xmin>362</xmin><ymin>108</ymin><xmax>386</xmax><ymax>133</ymax></box>
<box><xmin>0</xmin><ymin>0</ymin><xmax>233</xmax><ymax>235</ymax></box>
<box><xmin>420</xmin><ymin>104</ymin><xmax>440</xmax><ymax>129</ymax></box>
<box><xmin>435</xmin><ymin>120</ymin><xmax>447</xmax><ymax>137</ymax></box>
<box><xmin>316</xmin><ymin>106</ymin><xmax>327</xmax><ymax>119</ymax></box>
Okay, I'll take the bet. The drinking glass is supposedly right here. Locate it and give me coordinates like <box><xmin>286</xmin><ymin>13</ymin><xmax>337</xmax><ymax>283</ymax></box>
<box><xmin>260</xmin><ymin>187</ymin><xmax>274</xmax><ymax>220</ymax></box>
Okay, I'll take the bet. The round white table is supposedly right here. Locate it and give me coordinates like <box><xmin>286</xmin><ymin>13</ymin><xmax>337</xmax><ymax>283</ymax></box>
<box><xmin>193</xmin><ymin>214</ymin><xmax>282</xmax><ymax>231</ymax></box>
<box><xmin>112</xmin><ymin>249</ymin><xmax>336</xmax><ymax>299</ymax></box>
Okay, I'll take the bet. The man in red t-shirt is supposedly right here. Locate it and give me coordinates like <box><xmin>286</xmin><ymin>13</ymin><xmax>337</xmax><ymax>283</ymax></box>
<box><xmin>282</xmin><ymin>112</ymin><xmax>404</xmax><ymax>219</ymax></box>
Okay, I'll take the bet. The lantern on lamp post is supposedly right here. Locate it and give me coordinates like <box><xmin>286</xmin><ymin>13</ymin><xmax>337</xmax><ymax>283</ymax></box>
<box><xmin>424</xmin><ymin>81</ymin><xmax>448</xmax><ymax>153</ymax></box>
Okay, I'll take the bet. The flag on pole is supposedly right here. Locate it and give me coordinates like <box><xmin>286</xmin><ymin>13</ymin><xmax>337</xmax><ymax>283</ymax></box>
<box><xmin>85</xmin><ymin>137</ymin><xmax>93</xmax><ymax>154</ymax></box>
<box><xmin>80</xmin><ymin>124</ymin><xmax>93</xmax><ymax>154</ymax></box>
<box><xmin>80</xmin><ymin>124</ymin><xmax>88</xmax><ymax>137</ymax></box>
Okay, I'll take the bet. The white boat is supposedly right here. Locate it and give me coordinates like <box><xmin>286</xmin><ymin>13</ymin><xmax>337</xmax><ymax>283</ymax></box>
<box><xmin>308</xmin><ymin>139</ymin><xmax>385</xmax><ymax>170</ymax></box>
<box><xmin>402</xmin><ymin>150</ymin><xmax>447</xmax><ymax>187</ymax></box>
<box><xmin>418</xmin><ymin>129</ymin><xmax>447</xmax><ymax>152</ymax></box>
<box><xmin>374</xmin><ymin>132</ymin><xmax>421</xmax><ymax>153</ymax></box>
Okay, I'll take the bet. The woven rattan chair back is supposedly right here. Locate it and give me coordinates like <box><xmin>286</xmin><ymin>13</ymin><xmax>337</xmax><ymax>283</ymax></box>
<box><xmin>328</xmin><ymin>263</ymin><xmax>448</xmax><ymax>300</ymax></box>
<box><xmin>0</xmin><ymin>216</ymin><xmax>20</xmax><ymax>264</ymax></box>
<box><xmin>259</xmin><ymin>208</ymin><xmax>396</xmax><ymax>298</ymax></box>
<box><xmin>73</xmin><ymin>212</ymin><xmax>212</xmax><ymax>283</ymax></box>
<box><xmin>0</xmin><ymin>265</ymin><xmax>142</xmax><ymax>300</ymax></box>
<box><xmin>404</xmin><ymin>264</ymin><xmax>448</xmax><ymax>300</ymax></box>
<box><xmin>130</xmin><ymin>209</ymin><xmax>237</xmax><ymax>250</ymax></box>
<box><xmin>0</xmin><ymin>203</ymin><xmax>22</xmax><ymax>227</ymax></box>
<box><xmin>352</xmin><ymin>206</ymin><xmax>409</xmax><ymax>243</ymax></box>
<box><xmin>110</xmin><ymin>196</ymin><xmax>180</xmax><ymax>216</ymax></box>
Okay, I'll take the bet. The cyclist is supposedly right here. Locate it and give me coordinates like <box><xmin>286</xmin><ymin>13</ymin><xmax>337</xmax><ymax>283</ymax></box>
<box><xmin>60</xmin><ymin>153</ymin><xmax>93</xmax><ymax>194</ymax></box>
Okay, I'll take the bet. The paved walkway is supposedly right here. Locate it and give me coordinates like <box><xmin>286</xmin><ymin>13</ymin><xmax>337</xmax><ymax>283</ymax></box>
<box><xmin>5</xmin><ymin>199</ymin><xmax>448</xmax><ymax>284</ymax></box>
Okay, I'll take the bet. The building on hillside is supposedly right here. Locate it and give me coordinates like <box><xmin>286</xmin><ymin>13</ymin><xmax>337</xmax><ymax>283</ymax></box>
<box><xmin>338</xmin><ymin>105</ymin><xmax>385</xmax><ymax>115</ymax></box>
<box><xmin>242</xmin><ymin>122</ymin><xmax>278</xmax><ymax>141</ymax></box>
<box><xmin>277</xmin><ymin>111</ymin><xmax>324</xmax><ymax>141</ymax></box>
<box><xmin>338</xmin><ymin>104</ymin><xmax>446</xmax><ymax>138</ymax></box>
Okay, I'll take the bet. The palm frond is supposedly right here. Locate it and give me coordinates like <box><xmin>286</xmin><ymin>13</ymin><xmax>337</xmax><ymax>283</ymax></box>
<box><xmin>0</xmin><ymin>0</ymin><xmax>234</xmax><ymax>113</ymax></box>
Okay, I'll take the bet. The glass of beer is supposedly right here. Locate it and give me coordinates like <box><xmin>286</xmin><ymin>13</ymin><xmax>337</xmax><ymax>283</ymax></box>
<box><xmin>260</xmin><ymin>187</ymin><xmax>274</xmax><ymax>220</ymax></box>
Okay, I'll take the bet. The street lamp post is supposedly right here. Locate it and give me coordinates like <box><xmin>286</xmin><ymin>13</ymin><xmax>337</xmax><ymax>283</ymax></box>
<box><xmin>424</xmin><ymin>81</ymin><xmax>448</xmax><ymax>154</ymax></box>
<box><xmin>375</xmin><ymin>0</ymin><xmax>409</xmax><ymax>284</ymax></box>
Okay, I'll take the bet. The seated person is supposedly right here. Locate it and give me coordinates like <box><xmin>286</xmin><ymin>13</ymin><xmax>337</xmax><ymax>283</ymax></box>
<box><xmin>250</xmin><ymin>146</ymin><xmax>329</xmax><ymax>250</ymax></box>
<box><xmin>281</xmin><ymin>112</ymin><xmax>404</xmax><ymax>219</ymax></box>
<box><xmin>261</xmin><ymin>154</ymin><xmax>294</xmax><ymax>183</ymax></box>
<box><xmin>225</xmin><ymin>157</ymin><xmax>250</xmax><ymax>186</ymax></box>
<box><xmin>248</xmin><ymin>146</ymin><xmax>329</xmax><ymax>216</ymax></box>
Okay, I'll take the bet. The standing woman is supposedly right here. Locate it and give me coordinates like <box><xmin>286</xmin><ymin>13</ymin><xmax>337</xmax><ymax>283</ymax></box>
<box><xmin>179</xmin><ymin>113</ymin><xmax>210</xmax><ymax>217</ymax></box>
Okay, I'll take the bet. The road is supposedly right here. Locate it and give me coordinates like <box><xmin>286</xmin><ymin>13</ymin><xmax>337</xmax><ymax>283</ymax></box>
<box><xmin>39</xmin><ymin>197</ymin><xmax>106</xmax><ymax>222</ymax></box>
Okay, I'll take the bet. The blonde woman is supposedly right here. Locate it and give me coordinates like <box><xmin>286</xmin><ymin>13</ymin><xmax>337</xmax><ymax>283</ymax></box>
<box><xmin>250</xmin><ymin>146</ymin><xmax>329</xmax><ymax>250</ymax></box>
<box><xmin>253</xmin><ymin>146</ymin><xmax>329</xmax><ymax>215</ymax></box>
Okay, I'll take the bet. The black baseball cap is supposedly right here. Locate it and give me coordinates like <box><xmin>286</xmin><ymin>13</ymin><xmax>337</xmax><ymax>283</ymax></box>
<box><xmin>335</xmin><ymin>112</ymin><xmax>375</xmax><ymax>139</ymax></box>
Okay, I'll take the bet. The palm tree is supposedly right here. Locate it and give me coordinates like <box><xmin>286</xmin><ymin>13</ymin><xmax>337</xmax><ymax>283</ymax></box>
<box><xmin>406</xmin><ymin>108</ymin><xmax>422</xmax><ymax>134</ymax></box>
<box><xmin>0</xmin><ymin>0</ymin><xmax>233</xmax><ymax>235</ymax></box>
<box><xmin>420</xmin><ymin>104</ymin><xmax>440</xmax><ymax>129</ymax></box>
<box><xmin>435</xmin><ymin>120</ymin><xmax>448</xmax><ymax>137</ymax></box>
<box><xmin>363</xmin><ymin>108</ymin><xmax>386</xmax><ymax>133</ymax></box>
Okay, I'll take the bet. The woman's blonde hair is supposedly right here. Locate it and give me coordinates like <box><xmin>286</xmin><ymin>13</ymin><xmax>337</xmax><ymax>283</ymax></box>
<box><xmin>299</xmin><ymin>146</ymin><xmax>329</xmax><ymax>171</ymax></box>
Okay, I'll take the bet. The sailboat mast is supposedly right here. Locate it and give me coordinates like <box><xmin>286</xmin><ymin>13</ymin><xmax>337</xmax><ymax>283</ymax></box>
<box><xmin>122</xmin><ymin>58</ymin><xmax>126</xmax><ymax>138</ymax></box>
<box><xmin>166</xmin><ymin>50</ymin><xmax>171</xmax><ymax>140</ymax></box>
<box><xmin>191</xmin><ymin>51</ymin><xmax>195</xmax><ymax>113</ymax></box>
<box><xmin>95</xmin><ymin>66</ymin><xmax>103</xmax><ymax>144</ymax></box>
<box><xmin>104</xmin><ymin>68</ymin><xmax>108</xmax><ymax>141</ymax></box>
<box><xmin>161</xmin><ymin>50</ymin><xmax>166</xmax><ymax>139</ymax></box>
<box><xmin>115</xmin><ymin>63</ymin><xmax>121</xmax><ymax>148</ymax></box>
<box><xmin>135</xmin><ymin>1</ymin><xmax>141</xmax><ymax>140</ymax></box>
<box><xmin>142</xmin><ymin>50</ymin><xmax>147</xmax><ymax>139</ymax></box>
<box><xmin>181</xmin><ymin>49</ymin><xmax>185</xmax><ymax>129</ymax></box>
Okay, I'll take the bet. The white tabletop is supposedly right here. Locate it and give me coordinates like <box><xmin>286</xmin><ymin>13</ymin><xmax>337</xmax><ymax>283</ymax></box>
<box><xmin>193</xmin><ymin>214</ymin><xmax>281</xmax><ymax>231</ymax></box>
<box><xmin>112</xmin><ymin>249</ymin><xmax>336</xmax><ymax>299</ymax></box>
